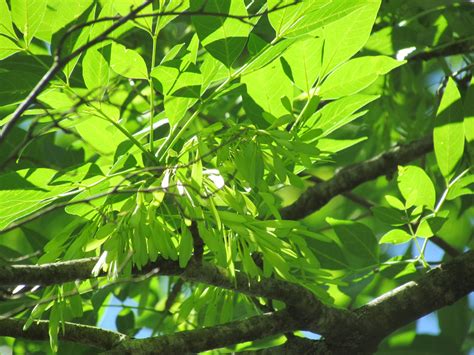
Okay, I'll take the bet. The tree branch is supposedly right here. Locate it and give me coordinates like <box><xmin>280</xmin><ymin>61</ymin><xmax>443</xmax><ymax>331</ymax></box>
<box><xmin>233</xmin><ymin>250</ymin><xmax>474</xmax><ymax>354</ymax></box>
<box><xmin>0</xmin><ymin>257</ymin><xmax>352</xmax><ymax>335</ymax></box>
<box><xmin>112</xmin><ymin>309</ymin><xmax>300</xmax><ymax>354</ymax></box>
<box><xmin>408</xmin><ymin>37</ymin><xmax>474</xmax><ymax>61</ymax></box>
<box><xmin>0</xmin><ymin>318</ymin><xmax>127</xmax><ymax>350</ymax></box>
<box><xmin>280</xmin><ymin>135</ymin><xmax>433</xmax><ymax>220</ymax></box>
<box><xmin>355</xmin><ymin>250</ymin><xmax>474</xmax><ymax>346</ymax></box>
<box><xmin>0</xmin><ymin>257</ymin><xmax>181</xmax><ymax>287</ymax></box>
<box><xmin>3</xmin><ymin>251</ymin><xmax>471</xmax><ymax>353</ymax></box>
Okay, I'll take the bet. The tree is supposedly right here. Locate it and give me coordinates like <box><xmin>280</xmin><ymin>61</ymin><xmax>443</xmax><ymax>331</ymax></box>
<box><xmin>0</xmin><ymin>0</ymin><xmax>472</xmax><ymax>353</ymax></box>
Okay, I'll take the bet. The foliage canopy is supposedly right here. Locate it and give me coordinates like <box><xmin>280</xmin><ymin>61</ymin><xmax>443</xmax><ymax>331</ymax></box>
<box><xmin>0</xmin><ymin>0</ymin><xmax>473</xmax><ymax>353</ymax></box>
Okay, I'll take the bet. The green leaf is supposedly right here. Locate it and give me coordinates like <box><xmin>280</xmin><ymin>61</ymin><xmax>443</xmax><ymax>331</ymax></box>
<box><xmin>10</xmin><ymin>0</ymin><xmax>47</xmax><ymax>46</ymax></box>
<box><xmin>113</xmin><ymin>0</ymin><xmax>154</xmax><ymax>33</ymax></box>
<box><xmin>234</xmin><ymin>142</ymin><xmax>264</xmax><ymax>186</ymax></box>
<box><xmin>0</xmin><ymin>0</ymin><xmax>17</xmax><ymax>38</ymax></box>
<box><xmin>315</xmin><ymin>137</ymin><xmax>366</xmax><ymax>154</ymax></box>
<box><xmin>51</xmin><ymin>3</ymin><xmax>96</xmax><ymax>79</ymax></box>
<box><xmin>282</xmin><ymin>36</ymin><xmax>323</xmax><ymax>92</ymax></box>
<box><xmin>242</xmin><ymin>37</ymin><xmax>297</xmax><ymax>75</ymax></box>
<box><xmin>379</xmin><ymin>229</ymin><xmax>412</xmax><ymax>245</ymax></box>
<box><xmin>268</xmin><ymin>0</ymin><xmax>373</xmax><ymax>39</ymax></box>
<box><xmin>68</xmin><ymin>293</ymin><xmax>83</xmax><ymax>318</ymax></box>
<box><xmin>434</xmin><ymin>78</ymin><xmax>465</xmax><ymax>179</ymax></box>
<box><xmin>416</xmin><ymin>216</ymin><xmax>447</xmax><ymax>238</ymax></box>
<box><xmin>309</xmin><ymin>94</ymin><xmax>379</xmax><ymax>136</ymax></box>
<box><xmin>191</xmin><ymin>0</ymin><xmax>251</xmax><ymax>67</ymax></box>
<box><xmin>0</xmin><ymin>34</ymin><xmax>21</xmax><ymax>60</ymax></box>
<box><xmin>446</xmin><ymin>174</ymin><xmax>474</xmax><ymax>200</ymax></box>
<box><xmin>317</xmin><ymin>0</ymin><xmax>381</xmax><ymax>74</ymax></box>
<box><xmin>242</xmin><ymin>60</ymin><xmax>293</xmax><ymax>121</ymax></box>
<box><xmin>35</xmin><ymin>0</ymin><xmax>94</xmax><ymax>42</ymax></box>
<box><xmin>151</xmin><ymin>60</ymin><xmax>202</xmax><ymax>98</ymax></box>
<box><xmin>155</xmin><ymin>0</ymin><xmax>190</xmax><ymax>32</ymax></box>
<box><xmin>0</xmin><ymin>56</ymin><xmax>45</xmax><ymax>105</ymax></box>
<box><xmin>384</xmin><ymin>195</ymin><xmax>406</xmax><ymax>210</ymax></box>
<box><xmin>179</xmin><ymin>226</ymin><xmax>194</xmax><ymax>268</ymax></box>
<box><xmin>326</xmin><ymin>217</ymin><xmax>379</xmax><ymax>269</ymax></box>
<box><xmin>372</xmin><ymin>206</ymin><xmax>406</xmax><ymax>226</ymax></box>
<box><xmin>48</xmin><ymin>303</ymin><xmax>60</xmax><ymax>353</ymax></box>
<box><xmin>0</xmin><ymin>169</ymin><xmax>73</xmax><ymax>230</ymax></box>
<box><xmin>319</xmin><ymin>56</ymin><xmax>404</xmax><ymax>99</ymax></box>
<box><xmin>82</xmin><ymin>48</ymin><xmax>110</xmax><ymax>90</ymax></box>
<box><xmin>88</xmin><ymin>0</ymin><xmax>131</xmax><ymax>43</ymax></box>
<box><xmin>75</xmin><ymin>112</ymin><xmax>126</xmax><ymax>157</ymax></box>
<box><xmin>109</xmin><ymin>42</ymin><xmax>149</xmax><ymax>79</ymax></box>
<box><xmin>151</xmin><ymin>59</ymin><xmax>202</xmax><ymax>127</ymax></box>
<box><xmin>267</xmin><ymin>0</ymin><xmax>314</xmax><ymax>38</ymax></box>
<box><xmin>306</xmin><ymin>240</ymin><xmax>348</xmax><ymax>270</ymax></box>
<box><xmin>397</xmin><ymin>165</ymin><xmax>436</xmax><ymax>209</ymax></box>
<box><xmin>200</xmin><ymin>52</ymin><xmax>227</xmax><ymax>94</ymax></box>
<box><xmin>464</xmin><ymin>78</ymin><xmax>474</xmax><ymax>143</ymax></box>
<box><xmin>0</xmin><ymin>0</ymin><xmax>21</xmax><ymax>60</ymax></box>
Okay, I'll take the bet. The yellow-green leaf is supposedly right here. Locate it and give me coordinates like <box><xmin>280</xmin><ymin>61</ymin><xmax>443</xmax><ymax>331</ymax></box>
<box><xmin>434</xmin><ymin>78</ymin><xmax>465</xmax><ymax>179</ymax></box>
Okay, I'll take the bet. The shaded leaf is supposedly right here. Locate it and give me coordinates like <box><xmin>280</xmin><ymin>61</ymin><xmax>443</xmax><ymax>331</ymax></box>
<box><xmin>326</xmin><ymin>217</ymin><xmax>379</xmax><ymax>269</ymax></box>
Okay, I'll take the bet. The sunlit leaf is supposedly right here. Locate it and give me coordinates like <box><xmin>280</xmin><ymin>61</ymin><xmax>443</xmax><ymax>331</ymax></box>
<box><xmin>464</xmin><ymin>79</ymin><xmax>474</xmax><ymax>143</ymax></box>
<box><xmin>434</xmin><ymin>78</ymin><xmax>465</xmax><ymax>179</ymax></box>
<box><xmin>191</xmin><ymin>0</ymin><xmax>251</xmax><ymax>67</ymax></box>
<box><xmin>317</xmin><ymin>0</ymin><xmax>381</xmax><ymax>74</ymax></box>
<box><xmin>10</xmin><ymin>0</ymin><xmax>47</xmax><ymax>45</ymax></box>
<box><xmin>379</xmin><ymin>229</ymin><xmax>412</xmax><ymax>245</ymax></box>
<box><xmin>82</xmin><ymin>48</ymin><xmax>110</xmax><ymax>91</ymax></box>
<box><xmin>319</xmin><ymin>56</ymin><xmax>404</xmax><ymax>99</ymax></box>
<box><xmin>109</xmin><ymin>42</ymin><xmax>149</xmax><ymax>79</ymax></box>
<box><xmin>397</xmin><ymin>165</ymin><xmax>436</xmax><ymax>209</ymax></box>
<box><xmin>242</xmin><ymin>60</ymin><xmax>293</xmax><ymax>122</ymax></box>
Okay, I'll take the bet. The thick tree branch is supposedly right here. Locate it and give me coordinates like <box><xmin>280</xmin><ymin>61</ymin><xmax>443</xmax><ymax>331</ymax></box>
<box><xmin>236</xmin><ymin>250</ymin><xmax>474</xmax><ymax>354</ymax></box>
<box><xmin>2</xmin><ymin>251</ymin><xmax>471</xmax><ymax>353</ymax></box>
<box><xmin>355</xmin><ymin>250</ymin><xmax>474</xmax><ymax>346</ymax></box>
<box><xmin>0</xmin><ymin>318</ymin><xmax>127</xmax><ymax>350</ymax></box>
<box><xmin>280</xmin><ymin>135</ymin><xmax>433</xmax><ymax>220</ymax></box>
<box><xmin>112</xmin><ymin>309</ymin><xmax>300</xmax><ymax>354</ymax></box>
<box><xmin>0</xmin><ymin>257</ymin><xmax>352</xmax><ymax>335</ymax></box>
<box><xmin>0</xmin><ymin>257</ymin><xmax>181</xmax><ymax>287</ymax></box>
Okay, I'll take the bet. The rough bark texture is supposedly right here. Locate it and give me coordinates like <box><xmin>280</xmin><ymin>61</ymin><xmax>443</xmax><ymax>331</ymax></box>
<box><xmin>1</xmin><ymin>251</ymin><xmax>472</xmax><ymax>353</ymax></box>
<box><xmin>355</xmin><ymin>250</ymin><xmax>474</xmax><ymax>343</ymax></box>
<box><xmin>112</xmin><ymin>310</ymin><xmax>300</xmax><ymax>354</ymax></box>
<box><xmin>0</xmin><ymin>257</ymin><xmax>182</xmax><ymax>286</ymax></box>
<box><xmin>0</xmin><ymin>318</ymin><xmax>127</xmax><ymax>349</ymax></box>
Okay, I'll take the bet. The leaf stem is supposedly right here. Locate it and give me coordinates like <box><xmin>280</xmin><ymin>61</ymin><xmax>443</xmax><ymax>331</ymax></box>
<box><xmin>417</xmin><ymin>168</ymin><xmax>470</xmax><ymax>262</ymax></box>
<box><xmin>149</xmin><ymin>32</ymin><xmax>159</xmax><ymax>153</ymax></box>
